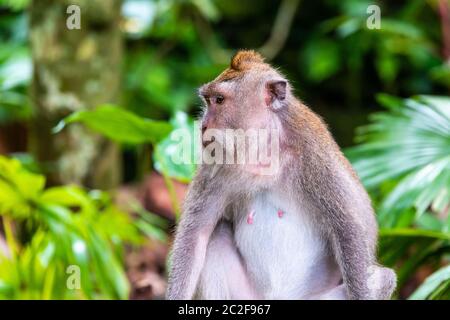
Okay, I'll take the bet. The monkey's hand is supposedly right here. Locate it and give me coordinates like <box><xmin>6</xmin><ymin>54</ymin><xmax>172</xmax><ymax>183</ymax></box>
<box><xmin>166</xmin><ymin>226</ymin><xmax>210</xmax><ymax>300</ymax></box>
<box><xmin>367</xmin><ymin>265</ymin><xmax>397</xmax><ymax>300</ymax></box>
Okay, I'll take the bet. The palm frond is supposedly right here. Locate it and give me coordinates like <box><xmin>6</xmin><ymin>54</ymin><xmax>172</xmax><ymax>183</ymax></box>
<box><xmin>346</xmin><ymin>95</ymin><xmax>450</xmax><ymax>228</ymax></box>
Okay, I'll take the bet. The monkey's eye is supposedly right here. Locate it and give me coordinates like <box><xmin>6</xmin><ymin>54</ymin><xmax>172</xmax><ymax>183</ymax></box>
<box><xmin>215</xmin><ymin>95</ymin><xmax>224</xmax><ymax>105</ymax></box>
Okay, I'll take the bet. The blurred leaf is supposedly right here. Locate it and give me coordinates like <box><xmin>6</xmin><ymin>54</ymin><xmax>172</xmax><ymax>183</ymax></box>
<box><xmin>0</xmin><ymin>0</ymin><xmax>30</xmax><ymax>11</ymax></box>
<box><xmin>191</xmin><ymin>0</ymin><xmax>220</xmax><ymax>21</ymax></box>
<box><xmin>87</xmin><ymin>228</ymin><xmax>130</xmax><ymax>299</ymax></box>
<box><xmin>154</xmin><ymin>111</ymin><xmax>197</xmax><ymax>182</ymax></box>
<box><xmin>430</xmin><ymin>64</ymin><xmax>450</xmax><ymax>87</ymax></box>
<box><xmin>0</xmin><ymin>91</ymin><xmax>30</xmax><ymax>123</ymax></box>
<box><xmin>0</xmin><ymin>155</ymin><xmax>166</xmax><ymax>299</ymax></box>
<box><xmin>56</xmin><ymin>104</ymin><xmax>172</xmax><ymax>145</ymax></box>
<box><xmin>135</xmin><ymin>220</ymin><xmax>168</xmax><ymax>242</ymax></box>
<box><xmin>416</xmin><ymin>212</ymin><xmax>445</xmax><ymax>231</ymax></box>
<box><xmin>409</xmin><ymin>265</ymin><xmax>450</xmax><ymax>300</ymax></box>
<box><xmin>375</xmin><ymin>93</ymin><xmax>404</xmax><ymax>110</ymax></box>
<box><xmin>301</xmin><ymin>39</ymin><xmax>341</xmax><ymax>82</ymax></box>
<box><xmin>376</xmin><ymin>19</ymin><xmax>424</xmax><ymax>40</ymax></box>
<box><xmin>347</xmin><ymin>95</ymin><xmax>450</xmax><ymax>228</ymax></box>
<box><xmin>0</xmin><ymin>49</ymin><xmax>31</xmax><ymax>90</ymax></box>
<box><xmin>379</xmin><ymin>228</ymin><xmax>450</xmax><ymax>241</ymax></box>
<box><xmin>379</xmin><ymin>228</ymin><xmax>450</xmax><ymax>287</ymax></box>
<box><xmin>0</xmin><ymin>156</ymin><xmax>45</xmax><ymax>218</ymax></box>
<box><xmin>336</xmin><ymin>17</ymin><xmax>362</xmax><ymax>37</ymax></box>
<box><xmin>40</xmin><ymin>185</ymin><xmax>95</xmax><ymax>215</ymax></box>
<box><xmin>375</xmin><ymin>49</ymin><xmax>399</xmax><ymax>84</ymax></box>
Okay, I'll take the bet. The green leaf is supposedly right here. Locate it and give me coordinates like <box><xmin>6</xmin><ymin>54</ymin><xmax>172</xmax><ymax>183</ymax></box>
<box><xmin>0</xmin><ymin>0</ymin><xmax>30</xmax><ymax>11</ymax></box>
<box><xmin>135</xmin><ymin>219</ymin><xmax>167</xmax><ymax>242</ymax></box>
<box><xmin>347</xmin><ymin>95</ymin><xmax>450</xmax><ymax>227</ymax></box>
<box><xmin>0</xmin><ymin>48</ymin><xmax>31</xmax><ymax>89</ymax></box>
<box><xmin>379</xmin><ymin>228</ymin><xmax>450</xmax><ymax>241</ymax></box>
<box><xmin>376</xmin><ymin>93</ymin><xmax>404</xmax><ymax>110</ymax></box>
<box><xmin>301</xmin><ymin>39</ymin><xmax>341</xmax><ymax>82</ymax></box>
<box><xmin>55</xmin><ymin>105</ymin><xmax>172</xmax><ymax>145</ymax></box>
<box><xmin>379</xmin><ymin>228</ymin><xmax>450</xmax><ymax>288</ymax></box>
<box><xmin>380</xmin><ymin>157</ymin><xmax>450</xmax><ymax>220</ymax></box>
<box><xmin>87</xmin><ymin>228</ymin><xmax>130</xmax><ymax>299</ymax></box>
<box><xmin>409</xmin><ymin>265</ymin><xmax>450</xmax><ymax>300</ymax></box>
<box><xmin>375</xmin><ymin>49</ymin><xmax>399</xmax><ymax>84</ymax></box>
<box><xmin>0</xmin><ymin>280</ymin><xmax>14</xmax><ymax>297</ymax></box>
<box><xmin>191</xmin><ymin>0</ymin><xmax>220</xmax><ymax>21</ymax></box>
<box><xmin>40</xmin><ymin>185</ymin><xmax>95</xmax><ymax>215</ymax></box>
<box><xmin>416</xmin><ymin>213</ymin><xmax>445</xmax><ymax>231</ymax></box>
<box><xmin>154</xmin><ymin>111</ymin><xmax>197</xmax><ymax>182</ymax></box>
<box><xmin>0</xmin><ymin>156</ymin><xmax>45</xmax><ymax>217</ymax></box>
<box><xmin>0</xmin><ymin>154</ymin><xmax>150</xmax><ymax>299</ymax></box>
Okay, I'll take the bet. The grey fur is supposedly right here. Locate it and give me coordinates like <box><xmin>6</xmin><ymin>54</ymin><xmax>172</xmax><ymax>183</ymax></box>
<box><xmin>166</xmin><ymin>53</ymin><xmax>397</xmax><ymax>300</ymax></box>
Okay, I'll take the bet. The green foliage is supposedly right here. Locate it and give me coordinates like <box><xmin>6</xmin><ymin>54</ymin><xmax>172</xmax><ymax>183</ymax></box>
<box><xmin>154</xmin><ymin>111</ymin><xmax>197</xmax><ymax>183</ymax></box>
<box><xmin>58</xmin><ymin>104</ymin><xmax>195</xmax><ymax>183</ymax></box>
<box><xmin>409</xmin><ymin>265</ymin><xmax>450</xmax><ymax>300</ymax></box>
<box><xmin>0</xmin><ymin>0</ymin><xmax>30</xmax><ymax>11</ymax></box>
<box><xmin>59</xmin><ymin>105</ymin><xmax>192</xmax><ymax>217</ymax></box>
<box><xmin>0</xmin><ymin>10</ymin><xmax>30</xmax><ymax>123</ymax></box>
<box><xmin>347</xmin><ymin>95</ymin><xmax>450</xmax><ymax>228</ymax></box>
<box><xmin>0</xmin><ymin>47</ymin><xmax>30</xmax><ymax>91</ymax></box>
<box><xmin>378</xmin><ymin>228</ymin><xmax>450</xmax><ymax>295</ymax></box>
<box><xmin>0</xmin><ymin>156</ymin><xmax>165</xmax><ymax>299</ymax></box>
<box><xmin>347</xmin><ymin>95</ymin><xmax>450</xmax><ymax>299</ymax></box>
<box><xmin>301</xmin><ymin>39</ymin><xmax>341</xmax><ymax>83</ymax></box>
<box><xmin>312</xmin><ymin>0</ymin><xmax>440</xmax><ymax>89</ymax></box>
<box><xmin>122</xmin><ymin>0</ymin><xmax>225</xmax><ymax>120</ymax></box>
<box><xmin>0</xmin><ymin>0</ymin><xmax>448</xmax><ymax>300</ymax></box>
<box><xmin>56</xmin><ymin>104</ymin><xmax>173</xmax><ymax>145</ymax></box>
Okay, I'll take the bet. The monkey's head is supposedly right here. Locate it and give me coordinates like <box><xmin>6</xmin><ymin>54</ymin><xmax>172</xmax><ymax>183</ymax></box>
<box><xmin>198</xmin><ymin>50</ymin><xmax>291</xmax><ymax>177</ymax></box>
<box><xmin>199</xmin><ymin>50</ymin><xmax>290</xmax><ymax>135</ymax></box>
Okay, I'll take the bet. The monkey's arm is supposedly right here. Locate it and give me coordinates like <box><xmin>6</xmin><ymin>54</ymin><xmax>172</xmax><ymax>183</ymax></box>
<box><xmin>166</xmin><ymin>167</ymin><xmax>226</xmax><ymax>300</ymax></box>
<box><xmin>300</xmin><ymin>148</ymin><xmax>377</xmax><ymax>300</ymax></box>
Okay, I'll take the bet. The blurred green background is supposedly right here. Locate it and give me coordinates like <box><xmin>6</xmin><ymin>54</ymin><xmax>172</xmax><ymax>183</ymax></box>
<box><xmin>0</xmin><ymin>0</ymin><xmax>449</xmax><ymax>299</ymax></box>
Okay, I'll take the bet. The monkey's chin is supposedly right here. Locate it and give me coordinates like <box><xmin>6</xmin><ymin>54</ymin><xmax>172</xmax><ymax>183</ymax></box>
<box><xmin>241</xmin><ymin>162</ymin><xmax>280</xmax><ymax>177</ymax></box>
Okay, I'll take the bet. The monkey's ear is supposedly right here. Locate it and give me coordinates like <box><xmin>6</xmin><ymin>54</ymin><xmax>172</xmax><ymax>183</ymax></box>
<box><xmin>266</xmin><ymin>80</ymin><xmax>287</xmax><ymax>110</ymax></box>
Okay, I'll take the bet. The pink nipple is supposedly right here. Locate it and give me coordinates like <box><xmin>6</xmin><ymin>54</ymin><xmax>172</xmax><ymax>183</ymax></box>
<box><xmin>277</xmin><ymin>209</ymin><xmax>284</xmax><ymax>218</ymax></box>
<box><xmin>247</xmin><ymin>210</ymin><xmax>255</xmax><ymax>224</ymax></box>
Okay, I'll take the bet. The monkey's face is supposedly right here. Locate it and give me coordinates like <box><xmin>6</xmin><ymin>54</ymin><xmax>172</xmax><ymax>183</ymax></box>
<box><xmin>198</xmin><ymin>69</ymin><xmax>287</xmax><ymax>137</ymax></box>
<box><xmin>198</xmin><ymin>54</ymin><xmax>288</xmax><ymax>176</ymax></box>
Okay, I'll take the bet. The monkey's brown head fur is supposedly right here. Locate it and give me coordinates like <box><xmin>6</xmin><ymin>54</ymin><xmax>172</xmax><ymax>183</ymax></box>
<box><xmin>229</xmin><ymin>50</ymin><xmax>265</xmax><ymax>72</ymax></box>
<box><xmin>199</xmin><ymin>50</ymin><xmax>291</xmax><ymax>137</ymax></box>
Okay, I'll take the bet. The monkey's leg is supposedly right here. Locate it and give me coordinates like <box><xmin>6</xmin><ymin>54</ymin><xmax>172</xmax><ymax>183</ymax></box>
<box><xmin>196</xmin><ymin>221</ymin><xmax>259</xmax><ymax>300</ymax></box>
<box><xmin>315</xmin><ymin>284</ymin><xmax>348</xmax><ymax>300</ymax></box>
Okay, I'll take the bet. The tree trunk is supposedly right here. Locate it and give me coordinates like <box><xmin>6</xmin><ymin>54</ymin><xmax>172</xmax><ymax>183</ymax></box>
<box><xmin>29</xmin><ymin>0</ymin><xmax>122</xmax><ymax>189</ymax></box>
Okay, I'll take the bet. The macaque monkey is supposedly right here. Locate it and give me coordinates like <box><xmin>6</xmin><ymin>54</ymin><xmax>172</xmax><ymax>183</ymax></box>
<box><xmin>166</xmin><ymin>50</ymin><xmax>396</xmax><ymax>300</ymax></box>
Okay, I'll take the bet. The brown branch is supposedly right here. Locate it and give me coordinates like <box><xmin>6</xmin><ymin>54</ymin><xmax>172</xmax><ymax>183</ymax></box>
<box><xmin>438</xmin><ymin>0</ymin><xmax>450</xmax><ymax>63</ymax></box>
<box><xmin>193</xmin><ymin>0</ymin><xmax>301</xmax><ymax>64</ymax></box>
<box><xmin>258</xmin><ymin>0</ymin><xmax>301</xmax><ymax>61</ymax></box>
<box><xmin>192</xmin><ymin>9</ymin><xmax>232</xmax><ymax>64</ymax></box>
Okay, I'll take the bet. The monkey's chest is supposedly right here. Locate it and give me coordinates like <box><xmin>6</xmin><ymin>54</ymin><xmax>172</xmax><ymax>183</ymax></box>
<box><xmin>233</xmin><ymin>192</ymin><xmax>337</xmax><ymax>299</ymax></box>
